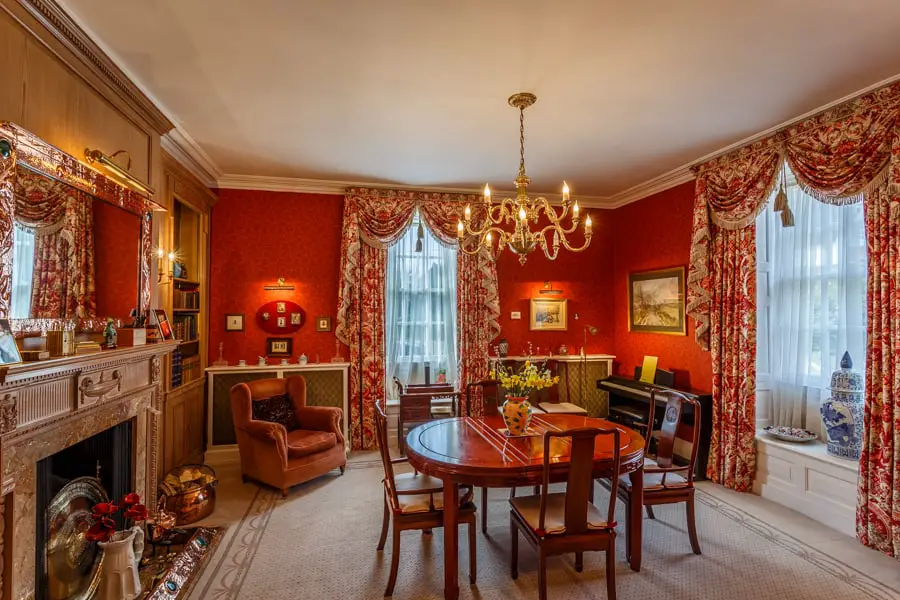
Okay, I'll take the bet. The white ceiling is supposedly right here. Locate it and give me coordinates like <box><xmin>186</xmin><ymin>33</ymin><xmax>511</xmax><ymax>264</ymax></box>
<box><xmin>61</xmin><ymin>0</ymin><xmax>900</xmax><ymax>200</ymax></box>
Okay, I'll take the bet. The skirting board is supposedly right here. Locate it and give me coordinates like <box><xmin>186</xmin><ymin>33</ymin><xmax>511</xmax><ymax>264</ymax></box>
<box><xmin>753</xmin><ymin>432</ymin><xmax>859</xmax><ymax>538</ymax></box>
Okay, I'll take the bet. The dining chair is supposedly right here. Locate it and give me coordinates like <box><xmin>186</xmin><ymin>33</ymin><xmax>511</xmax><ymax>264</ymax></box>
<box><xmin>397</xmin><ymin>388</ymin><xmax>462</xmax><ymax>454</ymax></box>
<box><xmin>510</xmin><ymin>426</ymin><xmax>621</xmax><ymax>600</ymax></box>
<box><xmin>615</xmin><ymin>390</ymin><xmax>702</xmax><ymax>554</ymax></box>
<box><xmin>374</xmin><ymin>401</ymin><xmax>478</xmax><ymax>596</ymax></box>
<box><xmin>464</xmin><ymin>379</ymin><xmax>505</xmax><ymax>533</ymax></box>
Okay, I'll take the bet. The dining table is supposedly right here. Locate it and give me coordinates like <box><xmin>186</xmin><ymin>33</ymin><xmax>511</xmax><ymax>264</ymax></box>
<box><xmin>405</xmin><ymin>412</ymin><xmax>646</xmax><ymax>600</ymax></box>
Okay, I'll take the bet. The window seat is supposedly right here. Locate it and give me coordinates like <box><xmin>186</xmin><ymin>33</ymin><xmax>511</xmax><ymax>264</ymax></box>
<box><xmin>753</xmin><ymin>431</ymin><xmax>858</xmax><ymax>537</ymax></box>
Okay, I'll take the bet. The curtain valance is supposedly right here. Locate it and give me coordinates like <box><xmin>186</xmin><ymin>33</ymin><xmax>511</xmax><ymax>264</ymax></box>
<box><xmin>335</xmin><ymin>187</ymin><xmax>500</xmax><ymax>449</ymax></box>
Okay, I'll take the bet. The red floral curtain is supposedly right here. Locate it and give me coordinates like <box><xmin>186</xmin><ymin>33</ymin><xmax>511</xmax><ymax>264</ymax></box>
<box><xmin>14</xmin><ymin>169</ymin><xmax>96</xmax><ymax>318</ymax></box>
<box><xmin>335</xmin><ymin>188</ymin><xmax>499</xmax><ymax>449</ymax></box>
<box><xmin>858</xmin><ymin>184</ymin><xmax>900</xmax><ymax>557</ymax></box>
<box><xmin>687</xmin><ymin>139</ymin><xmax>781</xmax><ymax>491</ymax></box>
<box><xmin>687</xmin><ymin>81</ymin><xmax>900</xmax><ymax>553</ymax></box>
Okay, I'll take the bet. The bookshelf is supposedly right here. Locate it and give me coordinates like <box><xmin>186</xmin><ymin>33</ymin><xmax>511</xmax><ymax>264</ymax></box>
<box><xmin>159</xmin><ymin>151</ymin><xmax>216</xmax><ymax>473</ymax></box>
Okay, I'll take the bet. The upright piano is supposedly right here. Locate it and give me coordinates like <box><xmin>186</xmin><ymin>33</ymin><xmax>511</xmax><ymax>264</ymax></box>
<box><xmin>598</xmin><ymin>368</ymin><xmax>713</xmax><ymax>480</ymax></box>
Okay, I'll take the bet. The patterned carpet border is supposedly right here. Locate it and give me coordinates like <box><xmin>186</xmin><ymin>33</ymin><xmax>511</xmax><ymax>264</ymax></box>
<box><xmin>695</xmin><ymin>489</ymin><xmax>898</xmax><ymax>599</ymax></box>
<box><xmin>194</xmin><ymin>486</ymin><xmax>281</xmax><ymax>599</ymax></box>
<box><xmin>194</xmin><ymin>470</ymin><xmax>897</xmax><ymax>600</ymax></box>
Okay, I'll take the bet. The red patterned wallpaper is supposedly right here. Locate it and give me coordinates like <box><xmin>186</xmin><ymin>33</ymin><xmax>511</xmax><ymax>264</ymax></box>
<box><xmin>209</xmin><ymin>190</ymin><xmax>346</xmax><ymax>365</ymax></box>
<box><xmin>93</xmin><ymin>200</ymin><xmax>141</xmax><ymax>321</ymax></box>
<box><xmin>495</xmin><ymin>210</ymin><xmax>615</xmax><ymax>357</ymax></box>
<box><xmin>611</xmin><ymin>181</ymin><xmax>712</xmax><ymax>391</ymax></box>
<box><xmin>207</xmin><ymin>184</ymin><xmax>710</xmax><ymax>391</ymax></box>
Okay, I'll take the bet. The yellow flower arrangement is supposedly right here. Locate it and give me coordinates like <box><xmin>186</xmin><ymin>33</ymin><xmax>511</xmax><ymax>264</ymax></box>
<box><xmin>490</xmin><ymin>360</ymin><xmax>559</xmax><ymax>397</ymax></box>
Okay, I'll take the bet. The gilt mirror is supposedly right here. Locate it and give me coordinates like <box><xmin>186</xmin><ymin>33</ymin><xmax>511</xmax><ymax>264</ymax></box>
<box><xmin>0</xmin><ymin>122</ymin><xmax>159</xmax><ymax>331</ymax></box>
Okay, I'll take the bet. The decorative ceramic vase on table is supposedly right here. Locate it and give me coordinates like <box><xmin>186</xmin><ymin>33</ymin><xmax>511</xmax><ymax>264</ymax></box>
<box><xmin>501</xmin><ymin>396</ymin><xmax>534</xmax><ymax>436</ymax></box>
<box><xmin>97</xmin><ymin>526</ymin><xmax>144</xmax><ymax>600</ymax></box>
<box><xmin>820</xmin><ymin>351</ymin><xmax>865</xmax><ymax>460</ymax></box>
<box><xmin>497</xmin><ymin>338</ymin><xmax>509</xmax><ymax>358</ymax></box>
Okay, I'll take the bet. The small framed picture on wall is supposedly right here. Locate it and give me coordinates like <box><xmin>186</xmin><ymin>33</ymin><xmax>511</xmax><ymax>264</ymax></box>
<box><xmin>267</xmin><ymin>337</ymin><xmax>293</xmax><ymax>356</ymax></box>
<box><xmin>316</xmin><ymin>316</ymin><xmax>332</xmax><ymax>332</ymax></box>
<box><xmin>529</xmin><ymin>298</ymin><xmax>567</xmax><ymax>331</ymax></box>
<box><xmin>290</xmin><ymin>312</ymin><xmax>302</xmax><ymax>326</ymax></box>
<box><xmin>225</xmin><ymin>313</ymin><xmax>244</xmax><ymax>332</ymax></box>
<box><xmin>276</xmin><ymin>302</ymin><xmax>287</xmax><ymax>314</ymax></box>
<box><xmin>277</xmin><ymin>316</ymin><xmax>287</xmax><ymax>328</ymax></box>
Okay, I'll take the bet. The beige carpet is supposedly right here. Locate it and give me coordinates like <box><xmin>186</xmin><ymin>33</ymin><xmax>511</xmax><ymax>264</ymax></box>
<box><xmin>189</xmin><ymin>460</ymin><xmax>899</xmax><ymax>600</ymax></box>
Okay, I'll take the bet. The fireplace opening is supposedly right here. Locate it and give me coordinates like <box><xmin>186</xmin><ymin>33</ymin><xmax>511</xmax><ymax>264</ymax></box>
<box><xmin>36</xmin><ymin>419</ymin><xmax>134</xmax><ymax>600</ymax></box>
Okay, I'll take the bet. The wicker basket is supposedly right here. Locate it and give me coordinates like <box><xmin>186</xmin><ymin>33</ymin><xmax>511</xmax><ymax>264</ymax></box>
<box><xmin>159</xmin><ymin>464</ymin><xmax>218</xmax><ymax>525</ymax></box>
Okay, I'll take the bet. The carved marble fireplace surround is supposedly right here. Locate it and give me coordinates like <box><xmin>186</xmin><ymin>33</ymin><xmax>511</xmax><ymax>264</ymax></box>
<box><xmin>0</xmin><ymin>342</ymin><xmax>176</xmax><ymax>600</ymax></box>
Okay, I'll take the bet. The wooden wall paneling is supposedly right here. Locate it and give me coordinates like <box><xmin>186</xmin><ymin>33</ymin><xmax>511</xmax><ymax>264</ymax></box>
<box><xmin>0</xmin><ymin>11</ymin><xmax>26</xmax><ymax>123</ymax></box>
<box><xmin>22</xmin><ymin>37</ymin><xmax>152</xmax><ymax>183</ymax></box>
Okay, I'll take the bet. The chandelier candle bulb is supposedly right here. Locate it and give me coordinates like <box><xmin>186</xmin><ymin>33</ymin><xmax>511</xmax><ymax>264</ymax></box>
<box><xmin>562</xmin><ymin>181</ymin><xmax>570</xmax><ymax>202</ymax></box>
<box><xmin>457</xmin><ymin>220</ymin><xmax>464</xmax><ymax>239</ymax></box>
<box><xmin>585</xmin><ymin>214</ymin><xmax>592</xmax><ymax>231</ymax></box>
<box><xmin>484</xmin><ymin>184</ymin><xmax>491</xmax><ymax>201</ymax></box>
<box><xmin>519</xmin><ymin>207</ymin><xmax>527</xmax><ymax>221</ymax></box>
<box><xmin>464</xmin><ymin>204</ymin><xmax>471</xmax><ymax>221</ymax></box>
<box><xmin>573</xmin><ymin>201</ymin><xmax>579</xmax><ymax>216</ymax></box>
<box><xmin>167</xmin><ymin>251</ymin><xmax>176</xmax><ymax>262</ymax></box>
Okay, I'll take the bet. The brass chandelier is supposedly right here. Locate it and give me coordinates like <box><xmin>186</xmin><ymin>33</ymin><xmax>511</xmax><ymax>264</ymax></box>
<box><xmin>457</xmin><ymin>92</ymin><xmax>592</xmax><ymax>264</ymax></box>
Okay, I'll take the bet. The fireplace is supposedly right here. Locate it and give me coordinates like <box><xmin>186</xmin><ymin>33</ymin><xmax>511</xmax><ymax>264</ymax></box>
<box><xmin>35</xmin><ymin>420</ymin><xmax>134</xmax><ymax>600</ymax></box>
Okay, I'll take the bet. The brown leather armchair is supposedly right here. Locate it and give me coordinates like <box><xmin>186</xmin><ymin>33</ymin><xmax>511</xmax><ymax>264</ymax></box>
<box><xmin>230</xmin><ymin>376</ymin><xmax>347</xmax><ymax>496</ymax></box>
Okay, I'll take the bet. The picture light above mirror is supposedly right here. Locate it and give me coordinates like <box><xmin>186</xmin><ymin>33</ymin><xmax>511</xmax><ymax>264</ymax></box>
<box><xmin>84</xmin><ymin>148</ymin><xmax>155</xmax><ymax>198</ymax></box>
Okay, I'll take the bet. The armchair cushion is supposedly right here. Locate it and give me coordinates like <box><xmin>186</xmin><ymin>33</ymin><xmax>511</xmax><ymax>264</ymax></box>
<box><xmin>252</xmin><ymin>394</ymin><xmax>299</xmax><ymax>430</ymax></box>
<box><xmin>285</xmin><ymin>429</ymin><xmax>337</xmax><ymax>458</ymax></box>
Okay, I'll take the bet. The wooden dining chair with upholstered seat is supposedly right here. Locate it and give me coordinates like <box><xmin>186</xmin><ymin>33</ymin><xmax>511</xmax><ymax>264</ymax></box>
<box><xmin>374</xmin><ymin>401</ymin><xmax>478</xmax><ymax>596</ymax></box>
<box><xmin>510</xmin><ymin>426</ymin><xmax>621</xmax><ymax>600</ymax></box>
<box><xmin>465</xmin><ymin>379</ymin><xmax>508</xmax><ymax>533</ymax></box>
<box><xmin>615</xmin><ymin>389</ymin><xmax>702</xmax><ymax>555</ymax></box>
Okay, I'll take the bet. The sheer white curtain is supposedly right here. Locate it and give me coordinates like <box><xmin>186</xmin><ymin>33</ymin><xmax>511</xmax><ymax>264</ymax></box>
<box><xmin>758</xmin><ymin>177</ymin><xmax>867</xmax><ymax>433</ymax></box>
<box><xmin>10</xmin><ymin>224</ymin><xmax>35</xmax><ymax>319</ymax></box>
<box><xmin>385</xmin><ymin>214</ymin><xmax>457</xmax><ymax>398</ymax></box>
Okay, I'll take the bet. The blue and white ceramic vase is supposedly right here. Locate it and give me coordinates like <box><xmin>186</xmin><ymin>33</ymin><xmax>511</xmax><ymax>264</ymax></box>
<box><xmin>820</xmin><ymin>351</ymin><xmax>864</xmax><ymax>461</ymax></box>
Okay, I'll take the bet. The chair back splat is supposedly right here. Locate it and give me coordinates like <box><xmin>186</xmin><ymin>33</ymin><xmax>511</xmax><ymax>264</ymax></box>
<box><xmin>540</xmin><ymin>427</ymin><xmax>621</xmax><ymax>535</ymax></box>
<box><xmin>465</xmin><ymin>379</ymin><xmax>503</xmax><ymax>417</ymax></box>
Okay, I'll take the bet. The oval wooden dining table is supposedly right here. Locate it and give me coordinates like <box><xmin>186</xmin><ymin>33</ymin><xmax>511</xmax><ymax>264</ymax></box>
<box><xmin>405</xmin><ymin>413</ymin><xmax>646</xmax><ymax>600</ymax></box>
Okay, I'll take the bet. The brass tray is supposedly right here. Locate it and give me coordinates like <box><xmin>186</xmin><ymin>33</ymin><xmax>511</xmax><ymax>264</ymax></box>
<box><xmin>45</xmin><ymin>476</ymin><xmax>108</xmax><ymax>600</ymax></box>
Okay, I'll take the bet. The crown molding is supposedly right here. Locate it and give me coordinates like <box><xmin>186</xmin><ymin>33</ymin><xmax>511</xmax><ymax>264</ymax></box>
<box><xmin>19</xmin><ymin>0</ymin><xmax>174</xmax><ymax>135</ymax></box>
<box><xmin>605</xmin><ymin>166</ymin><xmax>695</xmax><ymax>208</ymax></box>
<box><xmin>161</xmin><ymin>129</ymin><xmax>221</xmax><ymax>189</ymax></box>
<box><xmin>216</xmin><ymin>173</ymin><xmax>616</xmax><ymax>207</ymax></box>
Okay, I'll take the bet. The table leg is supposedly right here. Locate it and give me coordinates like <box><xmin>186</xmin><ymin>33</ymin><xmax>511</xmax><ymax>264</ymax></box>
<box><xmin>442</xmin><ymin>477</ymin><xmax>460</xmax><ymax>600</ymax></box>
<box><xmin>627</xmin><ymin>468</ymin><xmax>643</xmax><ymax>571</ymax></box>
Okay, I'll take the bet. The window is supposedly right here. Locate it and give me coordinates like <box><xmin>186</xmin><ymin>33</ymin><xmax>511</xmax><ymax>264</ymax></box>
<box><xmin>756</xmin><ymin>172</ymin><xmax>867</xmax><ymax>432</ymax></box>
<box><xmin>385</xmin><ymin>213</ymin><xmax>457</xmax><ymax>396</ymax></box>
<box><xmin>10</xmin><ymin>224</ymin><xmax>36</xmax><ymax>319</ymax></box>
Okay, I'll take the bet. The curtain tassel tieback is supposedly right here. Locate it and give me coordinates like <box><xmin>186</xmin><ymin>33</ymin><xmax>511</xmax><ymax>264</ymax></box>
<box><xmin>773</xmin><ymin>166</ymin><xmax>794</xmax><ymax>227</ymax></box>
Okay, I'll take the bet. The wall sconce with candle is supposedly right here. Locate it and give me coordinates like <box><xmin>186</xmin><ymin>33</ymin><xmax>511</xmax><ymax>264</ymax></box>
<box><xmin>156</xmin><ymin>247</ymin><xmax>177</xmax><ymax>283</ymax></box>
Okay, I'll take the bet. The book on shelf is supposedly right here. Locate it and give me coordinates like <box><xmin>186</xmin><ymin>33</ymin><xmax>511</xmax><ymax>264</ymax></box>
<box><xmin>173</xmin><ymin>289</ymin><xmax>200</xmax><ymax>310</ymax></box>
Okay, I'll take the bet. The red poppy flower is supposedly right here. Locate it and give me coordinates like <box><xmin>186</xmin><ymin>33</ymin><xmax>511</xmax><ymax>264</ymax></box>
<box><xmin>85</xmin><ymin>519</ymin><xmax>115</xmax><ymax>543</ymax></box>
<box><xmin>91</xmin><ymin>502</ymin><xmax>118</xmax><ymax>517</ymax></box>
<box><xmin>124</xmin><ymin>503</ymin><xmax>148</xmax><ymax>522</ymax></box>
<box><xmin>122</xmin><ymin>493</ymin><xmax>141</xmax><ymax>506</ymax></box>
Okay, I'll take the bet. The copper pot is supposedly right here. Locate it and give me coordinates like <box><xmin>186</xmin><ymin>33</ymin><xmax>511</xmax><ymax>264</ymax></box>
<box><xmin>160</xmin><ymin>483</ymin><xmax>216</xmax><ymax>526</ymax></box>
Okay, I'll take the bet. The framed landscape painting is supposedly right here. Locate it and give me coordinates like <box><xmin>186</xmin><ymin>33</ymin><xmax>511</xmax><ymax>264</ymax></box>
<box><xmin>530</xmin><ymin>298</ymin><xmax>567</xmax><ymax>331</ymax></box>
<box><xmin>628</xmin><ymin>267</ymin><xmax>686</xmax><ymax>335</ymax></box>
